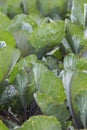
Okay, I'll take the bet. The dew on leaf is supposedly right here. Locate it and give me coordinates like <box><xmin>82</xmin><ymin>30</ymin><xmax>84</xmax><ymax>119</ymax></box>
<box><xmin>0</xmin><ymin>41</ymin><xmax>6</xmax><ymax>48</ymax></box>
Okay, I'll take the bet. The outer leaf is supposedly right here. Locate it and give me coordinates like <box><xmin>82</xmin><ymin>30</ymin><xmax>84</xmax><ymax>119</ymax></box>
<box><xmin>63</xmin><ymin>53</ymin><xmax>87</xmax><ymax>71</ymax></box>
<box><xmin>34</xmin><ymin>93</ymin><xmax>70</xmax><ymax>126</ymax></box>
<box><xmin>61</xmin><ymin>70</ymin><xmax>74</xmax><ymax>106</ymax></box>
<box><xmin>15</xmin><ymin>68</ymin><xmax>36</xmax><ymax>108</ymax></box>
<box><xmin>0</xmin><ymin>120</ymin><xmax>8</xmax><ymax>130</ymax></box>
<box><xmin>75</xmin><ymin>90</ymin><xmax>87</xmax><ymax>128</ymax></box>
<box><xmin>34</xmin><ymin>92</ymin><xmax>54</xmax><ymax>113</ymax></box>
<box><xmin>0</xmin><ymin>28</ymin><xmax>16</xmax><ymax>47</ymax></box>
<box><xmin>61</xmin><ymin>54</ymin><xmax>77</xmax><ymax>106</ymax></box>
<box><xmin>33</xmin><ymin>62</ymin><xmax>65</xmax><ymax>102</ymax></box>
<box><xmin>9</xmin><ymin>55</ymin><xmax>37</xmax><ymax>105</ymax></box>
<box><xmin>9</xmin><ymin>54</ymin><xmax>37</xmax><ymax>83</ymax></box>
<box><xmin>13</xmin><ymin>30</ymin><xmax>35</xmax><ymax>56</ymax></box>
<box><xmin>0</xmin><ymin>47</ymin><xmax>20</xmax><ymax>82</ymax></box>
<box><xmin>61</xmin><ymin>54</ymin><xmax>79</xmax><ymax>127</ymax></box>
<box><xmin>61</xmin><ymin>38</ymin><xmax>72</xmax><ymax>54</ymax></box>
<box><xmin>70</xmin><ymin>0</ymin><xmax>86</xmax><ymax>26</ymax></box>
<box><xmin>0</xmin><ymin>13</ymin><xmax>11</xmax><ymax>29</ymax></box>
<box><xmin>15</xmin><ymin>116</ymin><xmax>62</xmax><ymax>130</ymax></box>
<box><xmin>65</xmin><ymin>20</ymin><xmax>83</xmax><ymax>53</ymax></box>
<box><xmin>62</xmin><ymin>54</ymin><xmax>87</xmax><ymax>127</ymax></box>
<box><xmin>64</xmin><ymin>53</ymin><xmax>77</xmax><ymax>70</ymax></box>
<box><xmin>30</xmin><ymin>21</ymin><xmax>65</xmax><ymax>52</ymax></box>
<box><xmin>15</xmin><ymin>70</ymin><xmax>28</xmax><ymax>108</ymax></box>
<box><xmin>71</xmin><ymin>71</ymin><xmax>87</xmax><ymax>99</ymax></box>
<box><xmin>46</xmin><ymin>103</ymin><xmax>70</xmax><ymax>129</ymax></box>
<box><xmin>70</xmin><ymin>71</ymin><xmax>87</xmax><ymax>128</ymax></box>
<box><xmin>8</xmin><ymin>14</ymin><xmax>37</xmax><ymax>33</ymax></box>
<box><xmin>62</xmin><ymin>54</ymin><xmax>87</xmax><ymax>119</ymax></box>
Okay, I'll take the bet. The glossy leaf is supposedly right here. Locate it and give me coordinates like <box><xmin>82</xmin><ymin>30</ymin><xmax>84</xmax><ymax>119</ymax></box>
<box><xmin>65</xmin><ymin>20</ymin><xmax>83</xmax><ymax>53</ymax></box>
<box><xmin>61</xmin><ymin>38</ymin><xmax>72</xmax><ymax>53</ymax></box>
<box><xmin>30</xmin><ymin>21</ymin><xmax>65</xmax><ymax>52</ymax></box>
<box><xmin>62</xmin><ymin>54</ymin><xmax>77</xmax><ymax>105</ymax></box>
<box><xmin>33</xmin><ymin>63</ymin><xmax>65</xmax><ymax>102</ymax></box>
<box><xmin>10</xmin><ymin>55</ymin><xmax>36</xmax><ymax>105</ymax></box>
<box><xmin>15</xmin><ymin>68</ymin><xmax>36</xmax><ymax>108</ymax></box>
<box><xmin>70</xmin><ymin>0</ymin><xmax>86</xmax><ymax>26</ymax></box>
<box><xmin>62</xmin><ymin>54</ymin><xmax>87</xmax><ymax>119</ymax></box>
<box><xmin>9</xmin><ymin>54</ymin><xmax>37</xmax><ymax>83</ymax></box>
<box><xmin>0</xmin><ymin>28</ymin><xmax>16</xmax><ymax>47</ymax></box>
<box><xmin>15</xmin><ymin>116</ymin><xmax>62</xmax><ymax>130</ymax></box>
<box><xmin>13</xmin><ymin>30</ymin><xmax>35</xmax><ymax>56</ymax></box>
<box><xmin>64</xmin><ymin>53</ymin><xmax>77</xmax><ymax>70</ymax></box>
<box><xmin>70</xmin><ymin>71</ymin><xmax>87</xmax><ymax>128</ymax></box>
<box><xmin>34</xmin><ymin>92</ymin><xmax>70</xmax><ymax>127</ymax></box>
<box><xmin>75</xmin><ymin>90</ymin><xmax>87</xmax><ymax>128</ymax></box>
<box><xmin>33</xmin><ymin>62</ymin><xmax>65</xmax><ymax>102</ymax></box>
<box><xmin>8</xmin><ymin>14</ymin><xmax>37</xmax><ymax>33</ymax></box>
<box><xmin>61</xmin><ymin>70</ymin><xmax>74</xmax><ymax>105</ymax></box>
<box><xmin>71</xmin><ymin>71</ymin><xmax>87</xmax><ymax>98</ymax></box>
<box><xmin>63</xmin><ymin>53</ymin><xmax>87</xmax><ymax>71</ymax></box>
<box><xmin>0</xmin><ymin>47</ymin><xmax>20</xmax><ymax>82</ymax></box>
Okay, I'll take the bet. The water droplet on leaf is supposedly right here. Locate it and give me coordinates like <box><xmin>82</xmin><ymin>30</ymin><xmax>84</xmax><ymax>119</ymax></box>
<box><xmin>0</xmin><ymin>41</ymin><xmax>6</xmax><ymax>48</ymax></box>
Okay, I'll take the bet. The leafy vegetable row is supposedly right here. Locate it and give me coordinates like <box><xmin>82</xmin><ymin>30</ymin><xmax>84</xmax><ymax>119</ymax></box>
<box><xmin>0</xmin><ymin>0</ymin><xmax>87</xmax><ymax>130</ymax></box>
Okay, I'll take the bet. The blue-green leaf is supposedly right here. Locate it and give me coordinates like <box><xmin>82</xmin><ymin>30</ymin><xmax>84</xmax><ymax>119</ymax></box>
<box><xmin>75</xmin><ymin>90</ymin><xmax>87</xmax><ymax>128</ymax></box>
<box><xmin>70</xmin><ymin>0</ymin><xmax>86</xmax><ymax>27</ymax></box>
